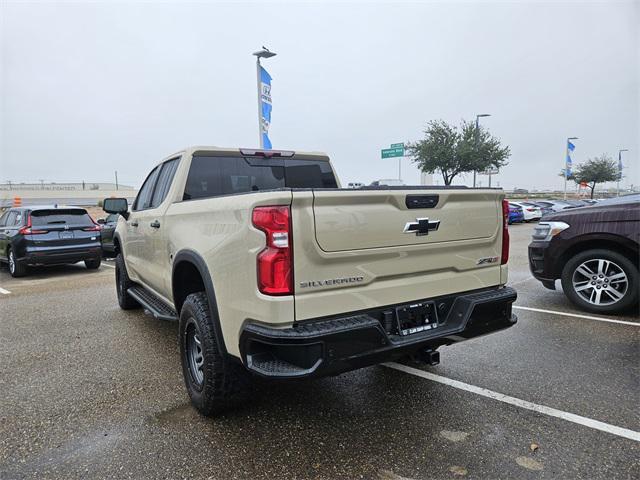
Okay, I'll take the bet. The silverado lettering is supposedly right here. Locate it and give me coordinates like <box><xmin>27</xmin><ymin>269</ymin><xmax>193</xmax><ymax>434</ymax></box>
<box><xmin>299</xmin><ymin>276</ymin><xmax>365</xmax><ymax>288</ymax></box>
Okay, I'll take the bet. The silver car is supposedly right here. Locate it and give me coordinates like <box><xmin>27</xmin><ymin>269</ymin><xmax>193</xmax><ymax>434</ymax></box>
<box><xmin>535</xmin><ymin>200</ymin><xmax>580</xmax><ymax>212</ymax></box>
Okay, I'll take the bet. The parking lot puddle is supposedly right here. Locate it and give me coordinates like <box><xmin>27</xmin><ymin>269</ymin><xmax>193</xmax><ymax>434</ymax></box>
<box><xmin>12</xmin><ymin>428</ymin><xmax>124</xmax><ymax>473</ymax></box>
<box><xmin>150</xmin><ymin>403</ymin><xmax>195</xmax><ymax>425</ymax></box>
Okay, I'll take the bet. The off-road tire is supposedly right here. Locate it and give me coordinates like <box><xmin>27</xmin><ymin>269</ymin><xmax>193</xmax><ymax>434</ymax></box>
<box><xmin>561</xmin><ymin>249</ymin><xmax>638</xmax><ymax>314</ymax></box>
<box><xmin>85</xmin><ymin>258</ymin><xmax>101</xmax><ymax>270</ymax></box>
<box><xmin>8</xmin><ymin>248</ymin><xmax>27</xmax><ymax>278</ymax></box>
<box><xmin>115</xmin><ymin>253</ymin><xmax>139</xmax><ymax>310</ymax></box>
<box><xmin>179</xmin><ymin>292</ymin><xmax>251</xmax><ymax>416</ymax></box>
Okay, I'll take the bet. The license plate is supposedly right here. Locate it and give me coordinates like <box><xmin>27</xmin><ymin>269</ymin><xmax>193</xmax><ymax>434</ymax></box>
<box><xmin>396</xmin><ymin>302</ymin><xmax>438</xmax><ymax>336</ymax></box>
<box><xmin>58</xmin><ymin>231</ymin><xmax>74</xmax><ymax>240</ymax></box>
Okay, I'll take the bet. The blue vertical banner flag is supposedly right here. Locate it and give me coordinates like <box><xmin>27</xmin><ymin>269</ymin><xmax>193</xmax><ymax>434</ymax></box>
<box><xmin>566</xmin><ymin>140</ymin><xmax>575</xmax><ymax>175</ymax></box>
<box><xmin>259</xmin><ymin>66</ymin><xmax>273</xmax><ymax>149</ymax></box>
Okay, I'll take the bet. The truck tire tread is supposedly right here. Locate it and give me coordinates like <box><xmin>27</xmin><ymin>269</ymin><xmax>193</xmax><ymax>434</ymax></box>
<box><xmin>115</xmin><ymin>253</ymin><xmax>140</xmax><ymax>310</ymax></box>
<box><xmin>179</xmin><ymin>291</ymin><xmax>250</xmax><ymax>416</ymax></box>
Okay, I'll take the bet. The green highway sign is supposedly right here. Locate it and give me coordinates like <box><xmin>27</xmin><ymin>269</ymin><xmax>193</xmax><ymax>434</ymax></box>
<box><xmin>390</xmin><ymin>143</ymin><xmax>404</xmax><ymax>149</ymax></box>
<box><xmin>381</xmin><ymin>147</ymin><xmax>404</xmax><ymax>158</ymax></box>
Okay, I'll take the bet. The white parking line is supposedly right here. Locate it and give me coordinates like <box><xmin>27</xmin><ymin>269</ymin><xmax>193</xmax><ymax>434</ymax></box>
<box><xmin>510</xmin><ymin>277</ymin><xmax>538</xmax><ymax>287</ymax></box>
<box><xmin>513</xmin><ymin>305</ymin><xmax>639</xmax><ymax>326</ymax></box>
<box><xmin>383</xmin><ymin>362</ymin><xmax>640</xmax><ymax>442</ymax></box>
<box><xmin>101</xmin><ymin>263</ymin><xmax>115</xmax><ymax>269</ymax></box>
<box><xmin>0</xmin><ymin>287</ymin><xmax>11</xmax><ymax>295</ymax></box>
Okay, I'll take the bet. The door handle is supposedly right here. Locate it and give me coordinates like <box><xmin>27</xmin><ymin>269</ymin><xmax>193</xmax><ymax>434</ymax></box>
<box><xmin>150</xmin><ymin>220</ymin><xmax>161</xmax><ymax>229</ymax></box>
<box><xmin>130</xmin><ymin>222</ymin><xmax>138</xmax><ymax>227</ymax></box>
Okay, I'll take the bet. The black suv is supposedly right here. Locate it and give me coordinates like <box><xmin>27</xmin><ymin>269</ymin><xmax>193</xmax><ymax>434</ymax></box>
<box><xmin>0</xmin><ymin>205</ymin><xmax>102</xmax><ymax>277</ymax></box>
<box><xmin>528</xmin><ymin>195</ymin><xmax>639</xmax><ymax>314</ymax></box>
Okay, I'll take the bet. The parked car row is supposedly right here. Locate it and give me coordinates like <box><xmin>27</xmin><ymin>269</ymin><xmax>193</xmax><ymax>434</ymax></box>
<box><xmin>506</xmin><ymin>198</ymin><xmax>608</xmax><ymax>225</ymax></box>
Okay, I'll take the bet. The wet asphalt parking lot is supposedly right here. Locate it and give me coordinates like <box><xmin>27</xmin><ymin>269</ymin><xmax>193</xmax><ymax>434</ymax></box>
<box><xmin>0</xmin><ymin>222</ymin><xmax>638</xmax><ymax>479</ymax></box>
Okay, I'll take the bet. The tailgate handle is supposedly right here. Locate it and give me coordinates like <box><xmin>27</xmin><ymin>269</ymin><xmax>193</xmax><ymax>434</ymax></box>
<box><xmin>405</xmin><ymin>195</ymin><xmax>439</xmax><ymax>209</ymax></box>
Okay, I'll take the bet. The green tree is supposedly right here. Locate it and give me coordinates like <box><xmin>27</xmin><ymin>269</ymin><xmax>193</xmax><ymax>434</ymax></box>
<box><xmin>407</xmin><ymin>119</ymin><xmax>510</xmax><ymax>185</ymax></box>
<box><xmin>568</xmin><ymin>154</ymin><xmax>619</xmax><ymax>198</ymax></box>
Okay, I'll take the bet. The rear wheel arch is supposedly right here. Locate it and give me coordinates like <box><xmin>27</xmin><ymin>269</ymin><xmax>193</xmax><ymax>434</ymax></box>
<box><xmin>172</xmin><ymin>250</ymin><xmax>228</xmax><ymax>356</ymax></box>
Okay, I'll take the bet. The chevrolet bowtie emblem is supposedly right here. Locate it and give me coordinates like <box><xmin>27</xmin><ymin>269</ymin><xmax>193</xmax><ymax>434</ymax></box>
<box><xmin>403</xmin><ymin>218</ymin><xmax>440</xmax><ymax>236</ymax></box>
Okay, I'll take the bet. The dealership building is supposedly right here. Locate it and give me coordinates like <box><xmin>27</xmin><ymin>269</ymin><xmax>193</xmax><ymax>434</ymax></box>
<box><xmin>0</xmin><ymin>182</ymin><xmax>138</xmax><ymax>208</ymax></box>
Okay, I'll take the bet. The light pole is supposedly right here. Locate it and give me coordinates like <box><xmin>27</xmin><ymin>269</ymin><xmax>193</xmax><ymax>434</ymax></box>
<box><xmin>564</xmin><ymin>136</ymin><xmax>578</xmax><ymax>199</ymax></box>
<box><xmin>473</xmin><ymin>113</ymin><xmax>491</xmax><ymax>187</ymax></box>
<box><xmin>618</xmin><ymin>149</ymin><xmax>628</xmax><ymax>196</ymax></box>
<box><xmin>252</xmin><ymin>47</ymin><xmax>276</xmax><ymax>148</ymax></box>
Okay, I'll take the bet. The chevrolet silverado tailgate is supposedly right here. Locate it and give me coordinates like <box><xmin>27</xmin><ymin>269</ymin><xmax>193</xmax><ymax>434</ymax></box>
<box><xmin>312</xmin><ymin>189</ymin><xmax>499</xmax><ymax>251</ymax></box>
<box><xmin>291</xmin><ymin>188</ymin><xmax>506</xmax><ymax>321</ymax></box>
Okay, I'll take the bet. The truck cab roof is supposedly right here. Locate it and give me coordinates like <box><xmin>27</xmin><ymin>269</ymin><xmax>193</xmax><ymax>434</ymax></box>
<box><xmin>159</xmin><ymin>146</ymin><xmax>330</xmax><ymax>166</ymax></box>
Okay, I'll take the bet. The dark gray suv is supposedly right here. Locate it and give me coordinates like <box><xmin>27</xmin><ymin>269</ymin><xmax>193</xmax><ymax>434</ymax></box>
<box><xmin>0</xmin><ymin>205</ymin><xmax>102</xmax><ymax>277</ymax></box>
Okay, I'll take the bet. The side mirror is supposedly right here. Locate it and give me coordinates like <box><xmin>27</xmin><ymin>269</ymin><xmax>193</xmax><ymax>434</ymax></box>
<box><xmin>97</xmin><ymin>218</ymin><xmax>106</xmax><ymax>224</ymax></box>
<box><xmin>103</xmin><ymin>198</ymin><xmax>129</xmax><ymax>219</ymax></box>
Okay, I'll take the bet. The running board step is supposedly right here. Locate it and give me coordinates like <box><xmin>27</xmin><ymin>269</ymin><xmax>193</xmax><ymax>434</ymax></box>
<box><xmin>128</xmin><ymin>286</ymin><xmax>177</xmax><ymax>321</ymax></box>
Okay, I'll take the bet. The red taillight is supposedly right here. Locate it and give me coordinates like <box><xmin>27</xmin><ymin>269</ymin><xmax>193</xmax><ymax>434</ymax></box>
<box><xmin>501</xmin><ymin>199</ymin><xmax>510</xmax><ymax>265</ymax></box>
<box><xmin>526</xmin><ymin>208</ymin><xmax>535</xmax><ymax>212</ymax></box>
<box><xmin>252</xmin><ymin>206</ymin><xmax>293</xmax><ymax>295</ymax></box>
<box><xmin>83</xmin><ymin>216</ymin><xmax>102</xmax><ymax>231</ymax></box>
<box><xmin>18</xmin><ymin>214</ymin><xmax>47</xmax><ymax>235</ymax></box>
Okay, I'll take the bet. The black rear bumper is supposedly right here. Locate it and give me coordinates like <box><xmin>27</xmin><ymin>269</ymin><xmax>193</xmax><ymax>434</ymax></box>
<box><xmin>240</xmin><ymin>286</ymin><xmax>517</xmax><ymax>379</ymax></box>
<box><xmin>22</xmin><ymin>246</ymin><xmax>102</xmax><ymax>266</ymax></box>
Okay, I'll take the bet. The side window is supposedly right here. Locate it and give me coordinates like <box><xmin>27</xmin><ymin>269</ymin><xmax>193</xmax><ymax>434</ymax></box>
<box><xmin>6</xmin><ymin>211</ymin><xmax>18</xmax><ymax>227</ymax></box>
<box><xmin>151</xmin><ymin>158</ymin><xmax>180</xmax><ymax>208</ymax></box>
<box><xmin>133</xmin><ymin>166</ymin><xmax>160</xmax><ymax>211</ymax></box>
<box><xmin>284</xmin><ymin>160</ymin><xmax>338</xmax><ymax>188</ymax></box>
<box><xmin>0</xmin><ymin>211</ymin><xmax>9</xmax><ymax>227</ymax></box>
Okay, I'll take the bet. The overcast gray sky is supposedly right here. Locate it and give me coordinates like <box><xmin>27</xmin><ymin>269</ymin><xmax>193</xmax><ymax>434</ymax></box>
<box><xmin>1</xmin><ymin>0</ymin><xmax>638</xmax><ymax>191</ymax></box>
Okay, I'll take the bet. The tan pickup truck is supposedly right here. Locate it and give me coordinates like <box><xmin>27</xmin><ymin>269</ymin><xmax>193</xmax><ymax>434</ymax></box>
<box><xmin>104</xmin><ymin>146</ymin><xmax>517</xmax><ymax>416</ymax></box>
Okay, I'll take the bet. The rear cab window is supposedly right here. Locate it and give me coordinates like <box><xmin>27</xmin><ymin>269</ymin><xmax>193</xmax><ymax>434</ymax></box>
<box><xmin>183</xmin><ymin>155</ymin><xmax>338</xmax><ymax>201</ymax></box>
<box><xmin>30</xmin><ymin>209</ymin><xmax>94</xmax><ymax>227</ymax></box>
